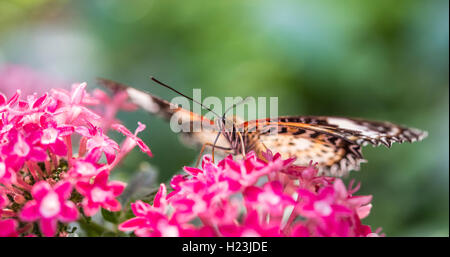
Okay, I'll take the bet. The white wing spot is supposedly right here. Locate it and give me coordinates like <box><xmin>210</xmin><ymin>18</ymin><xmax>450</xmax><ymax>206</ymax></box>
<box><xmin>127</xmin><ymin>88</ymin><xmax>160</xmax><ymax>113</ymax></box>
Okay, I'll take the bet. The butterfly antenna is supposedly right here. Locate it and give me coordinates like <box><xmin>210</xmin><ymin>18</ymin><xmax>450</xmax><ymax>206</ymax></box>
<box><xmin>150</xmin><ymin>77</ymin><xmax>221</xmax><ymax>118</ymax></box>
<box><xmin>222</xmin><ymin>96</ymin><xmax>252</xmax><ymax>120</ymax></box>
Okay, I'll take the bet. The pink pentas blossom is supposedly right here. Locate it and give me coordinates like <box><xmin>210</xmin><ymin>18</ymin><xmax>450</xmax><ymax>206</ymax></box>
<box><xmin>51</xmin><ymin>83</ymin><xmax>101</xmax><ymax>126</ymax></box>
<box><xmin>92</xmin><ymin>89</ymin><xmax>138</xmax><ymax>131</ymax></box>
<box><xmin>112</xmin><ymin>122</ymin><xmax>153</xmax><ymax>158</ymax></box>
<box><xmin>67</xmin><ymin>156</ymin><xmax>102</xmax><ymax>179</ymax></box>
<box><xmin>19</xmin><ymin>181</ymin><xmax>79</xmax><ymax>237</ymax></box>
<box><xmin>118</xmin><ymin>184</ymin><xmax>171</xmax><ymax>237</ymax></box>
<box><xmin>118</xmin><ymin>184</ymin><xmax>174</xmax><ymax>236</ymax></box>
<box><xmin>219</xmin><ymin>210</ymin><xmax>283</xmax><ymax>237</ymax></box>
<box><xmin>36</xmin><ymin>114</ymin><xmax>74</xmax><ymax>156</ymax></box>
<box><xmin>1</xmin><ymin>128</ymin><xmax>47</xmax><ymax>170</ymax></box>
<box><xmin>281</xmin><ymin>160</ymin><xmax>334</xmax><ymax>191</ymax></box>
<box><xmin>75</xmin><ymin>123</ymin><xmax>119</xmax><ymax>164</ymax></box>
<box><xmin>0</xmin><ymin>160</ymin><xmax>13</xmax><ymax>185</ymax></box>
<box><xmin>119</xmin><ymin>184</ymin><xmax>215</xmax><ymax>237</ymax></box>
<box><xmin>297</xmin><ymin>186</ymin><xmax>352</xmax><ymax>219</ymax></box>
<box><xmin>75</xmin><ymin>170</ymin><xmax>126</xmax><ymax>216</ymax></box>
<box><xmin>333</xmin><ymin>179</ymin><xmax>373</xmax><ymax>219</ymax></box>
<box><xmin>244</xmin><ymin>181</ymin><xmax>295</xmax><ymax>217</ymax></box>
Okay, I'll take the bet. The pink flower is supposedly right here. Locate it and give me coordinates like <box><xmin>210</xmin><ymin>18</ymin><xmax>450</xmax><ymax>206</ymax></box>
<box><xmin>219</xmin><ymin>210</ymin><xmax>283</xmax><ymax>237</ymax></box>
<box><xmin>119</xmin><ymin>184</ymin><xmax>213</xmax><ymax>237</ymax></box>
<box><xmin>76</xmin><ymin>123</ymin><xmax>119</xmax><ymax>164</ymax></box>
<box><xmin>281</xmin><ymin>161</ymin><xmax>334</xmax><ymax>191</ymax></box>
<box><xmin>119</xmin><ymin>201</ymin><xmax>182</xmax><ymax>237</ymax></box>
<box><xmin>51</xmin><ymin>82</ymin><xmax>101</xmax><ymax>125</ymax></box>
<box><xmin>112</xmin><ymin>122</ymin><xmax>153</xmax><ymax>157</ymax></box>
<box><xmin>67</xmin><ymin>147</ymin><xmax>104</xmax><ymax>179</ymax></box>
<box><xmin>33</xmin><ymin>114</ymin><xmax>74</xmax><ymax>156</ymax></box>
<box><xmin>244</xmin><ymin>181</ymin><xmax>295</xmax><ymax>217</ymax></box>
<box><xmin>75</xmin><ymin>170</ymin><xmax>126</xmax><ymax>216</ymax></box>
<box><xmin>220</xmin><ymin>151</ymin><xmax>293</xmax><ymax>188</ymax></box>
<box><xmin>68</xmin><ymin>159</ymin><xmax>101</xmax><ymax>179</ymax></box>
<box><xmin>0</xmin><ymin>92</ymin><xmax>6</xmax><ymax>107</ymax></box>
<box><xmin>0</xmin><ymin>219</ymin><xmax>19</xmax><ymax>237</ymax></box>
<box><xmin>333</xmin><ymin>179</ymin><xmax>373</xmax><ymax>219</ymax></box>
<box><xmin>295</xmin><ymin>182</ymin><xmax>377</xmax><ymax>237</ymax></box>
<box><xmin>1</xmin><ymin>128</ymin><xmax>47</xmax><ymax>170</ymax></box>
<box><xmin>0</xmin><ymin>160</ymin><xmax>13</xmax><ymax>184</ymax></box>
<box><xmin>93</xmin><ymin>89</ymin><xmax>138</xmax><ymax>111</ymax></box>
<box><xmin>19</xmin><ymin>181</ymin><xmax>79</xmax><ymax>237</ymax></box>
<box><xmin>119</xmin><ymin>184</ymin><xmax>174</xmax><ymax>236</ymax></box>
<box><xmin>297</xmin><ymin>186</ymin><xmax>352</xmax><ymax>219</ymax></box>
<box><xmin>167</xmin><ymin>174</ymin><xmax>186</xmax><ymax>199</ymax></box>
<box><xmin>92</xmin><ymin>89</ymin><xmax>138</xmax><ymax>130</ymax></box>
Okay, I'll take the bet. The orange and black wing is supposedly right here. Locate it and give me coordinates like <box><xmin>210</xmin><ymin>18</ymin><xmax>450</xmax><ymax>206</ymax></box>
<box><xmin>97</xmin><ymin>78</ymin><xmax>231</xmax><ymax>151</ymax></box>
<box><xmin>241</xmin><ymin>116</ymin><xmax>427</xmax><ymax>176</ymax></box>
<box><xmin>275</xmin><ymin>116</ymin><xmax>427</xmax><ymax>147</ymax></box>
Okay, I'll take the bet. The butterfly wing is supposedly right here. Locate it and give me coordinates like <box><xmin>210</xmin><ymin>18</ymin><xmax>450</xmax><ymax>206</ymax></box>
<box><xmin>241</xmin><ymin>120</ymin><xmax>364</xmax><ymax>176</ymax></box>
<box><xmin>275</xmin><ymin>116</ymin><xmax>428</xmax><ymax>147</ymax></box>
<box><xmin>241</xmin><ymin>116</ymin><xmax>427</xmax><ymax>176</ymax></box>
<box><xmin>97</xmin><ymin>78</ymin><xmax>232</xmax><ymax>152</ymax></box>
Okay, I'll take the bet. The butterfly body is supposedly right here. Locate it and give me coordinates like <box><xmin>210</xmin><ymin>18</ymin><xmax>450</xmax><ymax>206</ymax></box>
<box><xmin>98</xmin><ymin>78</ymin><xmax>427</xmax><ymax>176</ymax></box>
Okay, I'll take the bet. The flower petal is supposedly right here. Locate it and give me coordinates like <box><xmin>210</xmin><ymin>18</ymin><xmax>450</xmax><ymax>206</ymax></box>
<box><xmin>59</xmin><ymin>201</ymin><xmax>79</xmax><ymax>222</ymax></box>
<box><xmin>54</xmin><ymin>181</ymin><xmax>73</xmax><ymax>201</ymax></box>
<box><xmin>19</xmin><ymin>201</ymin><xmax>39</xmax><ymax>221</ymax></box>
<box><xmin>118</xmin><ymin>217</ymin><xmax>148</xmax><ymax>231</ymax></box>
<box><xmin>40</xmin><ymin>218</ymin><xmax>57</xmax><ymax>237</ymax></box>
<box><xmin>109</xmin><ymin>181</ymin><xmax>126</xmax><ymax>196</ymax></box>
<box><xmin>31</xmin><ymin>181</ymin><xmax>52</xmax><ymax>201</ymax></box>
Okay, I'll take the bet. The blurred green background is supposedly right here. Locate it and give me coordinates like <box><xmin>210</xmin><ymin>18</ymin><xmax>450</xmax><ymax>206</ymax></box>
<box><xmin>0</xmin><ymin>0</ymin><xmax>448</xmax><ymax>236</ymax></box>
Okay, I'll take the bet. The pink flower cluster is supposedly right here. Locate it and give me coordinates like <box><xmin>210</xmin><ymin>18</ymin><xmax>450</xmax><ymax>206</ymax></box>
<box><xmin>119</xmin><ymin>151</ymin><xmax>382</xmax><ymax>237</ymax></box>
<box><xmin>0</xmin><ymin>82</ymin><xmax>152</xmax><ymax>237</ymax></box>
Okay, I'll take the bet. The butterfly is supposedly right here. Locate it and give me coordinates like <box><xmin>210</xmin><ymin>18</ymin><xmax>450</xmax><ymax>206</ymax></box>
<box><xmin>98</xmin><ymin>78</ymin><xmax>428</xmax><ymax>177</ymax></box>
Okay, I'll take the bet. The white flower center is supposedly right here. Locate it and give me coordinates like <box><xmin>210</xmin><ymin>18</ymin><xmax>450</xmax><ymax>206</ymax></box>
<box><xmin>76</xmin><ymin>162</ymin><xmax>96</xmax><ymax>176</ymax></box>
<box><xmin>91</xmin><ymin>187</ymin><xmax>109</xmax><ymax>203</ymax></box>
<box><xmin>259</xmin><ymin>192</ymin><xmax>280</xmax><ymax>205</ymax></box>
<box><xmin>159</xmin><ymin>223</ymin><xmax>179</xmax><ymax>237</ymax></box>
<box><xmin>40</xmin><ymin>192</ymin><xmax>61</xmax><ymax>218</ymax></box>
<box><xmin>0</xmin><ymin>162</ymin><xmax>5</xmax><ymax>178</ymax></box>
<box><xmin>90</xmin><ymin>135</ymin><xmax>106</xmax><ymax>148</ymax></box>
<box><xmin>242</xmin><ymin>229</ymin><xmax>261</xmax><ymax>237</ymax></box>
<box><xmin>41</xmin><ymin>128</ymin><xmax>58</xmax><ymax>144</ymax></box>
<box><xmin>14</xmin><ymin>137</ymin><xmax>30</xmax><ymax>157</ymax></box>
<box><xmin>314</xmin><ymin>200</ymin><xmax>332</xmax><ymax>216</ymax></box>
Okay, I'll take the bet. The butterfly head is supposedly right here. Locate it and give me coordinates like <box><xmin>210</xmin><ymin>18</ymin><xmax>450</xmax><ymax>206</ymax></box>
<box><xmin>213</xmin><ymin>115</ymin><xmax>245</xmax><ymax>154</ymax></box>
<box><xmin>215</xmin><ymin>115</ymin><xmax>243</xmax><ymax>133</ymax></box>
<box><xmin>215</xmin><ymin>115</ymin><xmax>242</xmax><ymax>133</ymax></box>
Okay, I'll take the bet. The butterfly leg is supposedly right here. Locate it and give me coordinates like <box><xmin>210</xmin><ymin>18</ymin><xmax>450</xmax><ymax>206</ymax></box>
<box><xmin>261</xmin><ymin>142</ymin><xmax>269</xmax><ymax>152</ymax></box>
<box><xmin>195</xmin><ymin>142</ymin><xmax>233</xmax><ymax>167</ymax></box>
<box><xmin>236</xmin><ymin>131</ymin><xmax>246</xmax><ymax>158</ymax></box>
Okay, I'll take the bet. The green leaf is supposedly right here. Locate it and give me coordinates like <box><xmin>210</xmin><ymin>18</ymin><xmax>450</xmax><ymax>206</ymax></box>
<box><xmin>101</xmin><ymin>208</ymin><xmax>119</xmax><ymax>224</ymax></box>
<box><xmin>101</xmin><ymin>231</ymin><xmax>118</xmax><ymax>237</ymax></box>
